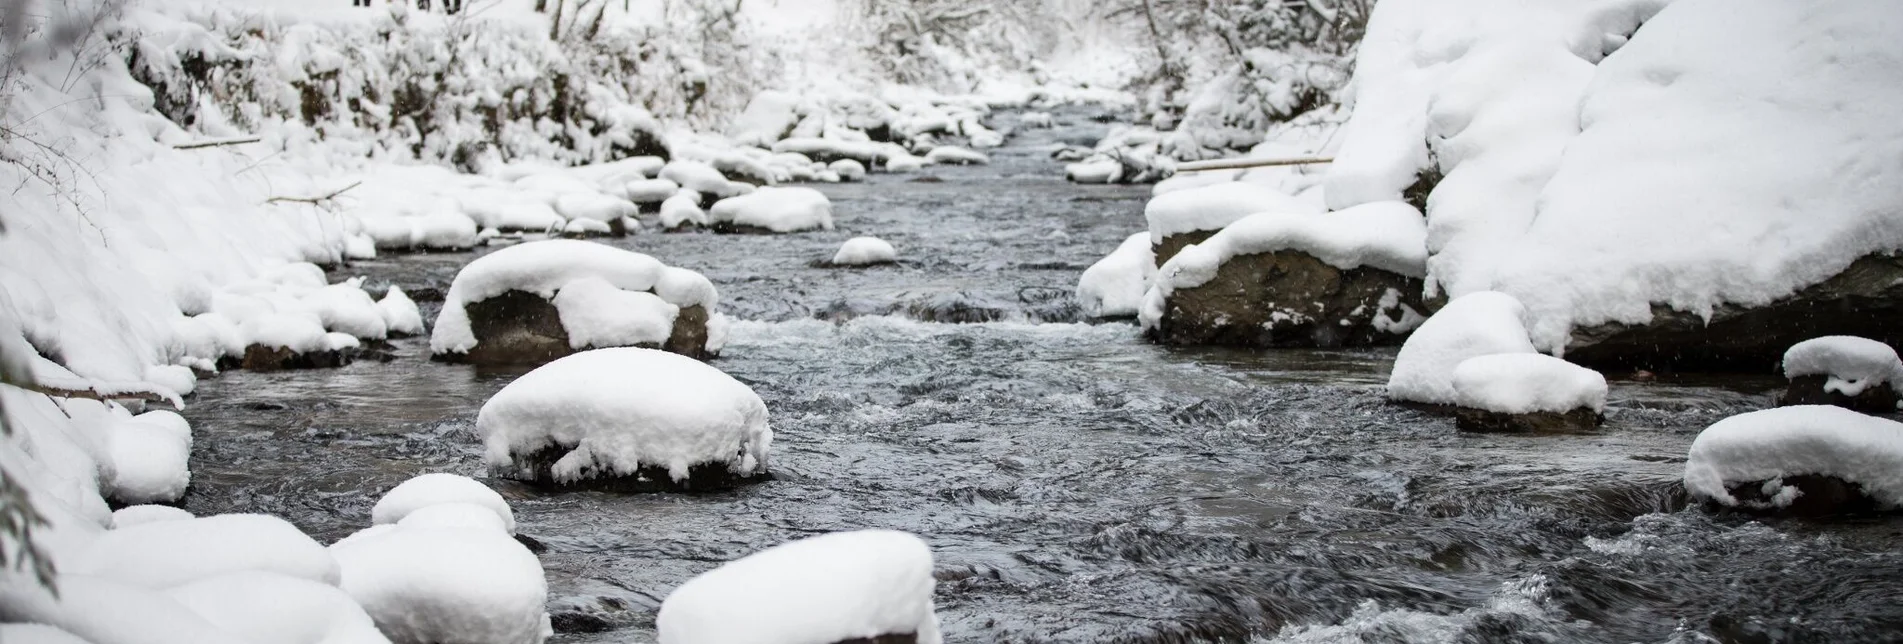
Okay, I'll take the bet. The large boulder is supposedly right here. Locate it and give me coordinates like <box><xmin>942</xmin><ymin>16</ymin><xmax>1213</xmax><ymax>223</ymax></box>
<box><xmin>1684</xmin><ymin>405</ymin><xmax>1903</xmax><ymax>516</ymax></box>
<box><xmin>1141</xmin><ymin>202</ymin><xmax>1429</xmax><ymax>348</ymax></box>
<box><xmin>430</xmin><ymin>240</ymin><xmax>722</xmax><ymax>364</ymax></box>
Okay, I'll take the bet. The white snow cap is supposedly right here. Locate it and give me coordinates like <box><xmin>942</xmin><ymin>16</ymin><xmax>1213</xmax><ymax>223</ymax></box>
<box><xmin>371</xmin><ymin>473</ymin><xmax>516</xmax><ymax>535</ymax></box>
<box><xmin>1781</xmin><ymin>336</ymin><xmax>1903</xmax><ymax>397</ymax></box>
<box><xmin>709</xmin><ymin>187</ymin><xmax>835</xmax><ymax>233</ymax></box>
<box><xmin>660</xmin><ymin>160</ymin><xmax>738</xmax><ymax>198</ymax></box>
<box><xmin>1145</xmin><ymin>181</ymin><xmax>1323</xmax><ymax>244</ymax></box>
<box><xmin>378</xmin><ymin>286</ymin><xmax>425</xmax><ymax>336</ymax></box>
<box><xmin>660</xmin><ymin>190</ymin><xmax>709</xmax><ymax>229</ymax></box>
<box><xmin>626</xmin><ymin>178</ymin><xmax>683</xmax><ymax>204</ymax></box>
<box><xmin>1386</xmin><ymin>291</ymin><xmax>1537</xmax><ymax>405</ymax></box>
<box><xmin>1077</xmin><ymin>232</ymin><xmax>1156</xmax><ymax>319</ymax></box>
<box><xmin>923</xmin><ymin>146</ymin><xmax>987</xmax><ymax>165</ymax></box>
<box><xmin>111</xmin><ymin>504</ymin><xmax>194</xmax><ymax>529</ymax></box>
<box><xmin>103</xmin><ymin>410</ymin><xmax>193</xmax><ymax>505</ymax></box>
<box><xmin>478</xmin><ymin>347</ymin><xmax>771</xmax><ymax>484</ymax></box>
<box><xmin>551</xmin><ymin>277</ymin><xmax>680</xmax><ymax>350</ymax></box>
<box><xmin>832</xmin><ymin>237</ymin><xmax>897</xmax><ymax>266</ymax></box>
<box><xmin>430</xmin><ymin>240</ymin><xmax>714</xmax><ymax>356</ymax></box>
<box><xmin>657</xmin><ymin>530</ymin><xmax>941</xmax><ymax>644</ymax></box>
<box><xmin>1685</xmin><ymin>405</ymin><xmax>1903</xmax><ymax>509</ymax></box>
<box><xmin>0</xmin><ymin>575</ymin><xmax>251</xmax><ymax>644</ymax></box>
<box><xmin>829</xmin><ymin>159</ymin><xmax>867</xmax><ymax>182</ymax></box>
<box><xmin>397</xmin><ymin>503</ymin><xmax>513</xmax><ymax>534</ymax></box>
<box><xmin>168</xmin><ymin>571</ymin><xmax>393</xmax><ymax>644</ymax></box>
<box><xmin>1452</xmin><ymin>353</ymin><xmax>1607</xmax><ymax>415</ymax></box>
<box><xmin>69</xmin><ymin>513</ymin><xmax>340</xmax><ymax>588</ymax></box>
<box><xmin>331</xmin><ymin>524</ymin><xmax>549</xmax><ymax>644</ymax></box>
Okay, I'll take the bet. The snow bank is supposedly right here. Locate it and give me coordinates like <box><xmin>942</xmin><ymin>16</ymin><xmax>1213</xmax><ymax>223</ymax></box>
<box><xmin>832</xmin><ymin>237</ymin><xmax>898</xmax><ymax>266</ymax></box>
<box><xmin>169</xmin><ymin>571</ymin><xmax>392</xmax><ymax>644</ymax></box>
<box><xmin>111</xmin><ymin>505</ymin><xmax>194</xmax><ymax>529</ymax></box>
<box><xmin>332</xmin><ymin>525</ymin><xmax>549</xmax><ymax>644</ymax></box>
<box><xmin>431</xmin><ymin>240</ymin><xmax>715</xmax><ymax>357</ymax></box>
<box><xmin>657</xmin><ymin>530</ymin><xmax>941</xmax><ymax>644</ymax></box>
<box><xmin>103</xmin><ymin>410</ymin><xmax>193</xmax><ymax>505</ymax></box>
<box><xmin>478</xmin><ymin>348</ymin><xmax>771</xmax><ymax>484</ymax></box>
<box><xmin>68</xmin><ymin>514</ymin><xmax>339</xmax><ymax>588</ymax></box>
<box><xmin>709</xmin><ymin>187</ymin><xmax>835</xmax><ymax>233</ymax></box>
<box><xmin>1145</xmin><ymin>182</ymin><xmax>1323</xmax><ymax>244</ymax></box>
<box><xmin>1452</xmin><ymin>353</ymin><xmax>1607</xmax><ymax>414</ymax></box>
<box><xmin>1077</xmin><ymin>233</ymin><xmax>1156</xmax><ymax>319</ymax></box>
<box><xmin>1685</xmin><ymin>406</ymin><xmax>1903</xmax><ymax>509</ymax></box>
<box><xmin>1783</xmin><ymin>336</ymin><xmax>1903</xmax><ymax>398</ymax></box>
<box><xmin>0</xmin><ymin>574</ymin><xmax>251</xmax><ymax>644</ymax></box>
<box><xmin>1387</xmin><ymin>292</ymin><xmax>1537</xmax><ymax>405</ymax></box>
<box><xmin>371</xmin><ymin>473</ymin><xmax>515</xmax><ymax>535</ymax></box>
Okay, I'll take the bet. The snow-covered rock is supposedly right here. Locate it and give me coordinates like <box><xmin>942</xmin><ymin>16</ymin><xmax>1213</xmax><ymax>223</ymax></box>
<box><xmin>1141</xmin><ymin>202</ymin><xmax>1429</xmax><ymax>348</ymax></box>
<box><xmin>708</xmin><ymin>187</ymin><xmax>834</xmax><ymax>234</ymax></box>
<box><xmin>68</xmin><ymin>514</ymin><xmax>339</xmax><ymax>588</ymax></box>
<box><xmin>828</xmin><ymin>159</ymin><xmax>867</xmax><ymax>182</ymax></box>
<box><xmin>1076</xmin><ymin>233</ymin><xmax>1155</xmax><ymax>319</ymax></box>
<box><xmin>1451</xmin><ymin>353</ymin><xmax>1607</xmax><ymax>432</ymax></box>
<box><xmin>1386</xmin><ymin>292</ymin><xmax>1537</xmax><ymax>405</ymax></box>
<box><xmin>0</xmin><ymin>574</ymin><xmax>252</xmax><ymax>644</ymax></box>
<box><xmin>430</xmin><ymin>240</ymin><xmax>719</xmax><ymax>364</ymax></box>
<box><xmin>923</xmin><ymin>146</ymin><xmax>987</xmax><ymax>166</ymax></box>
<box><xmin>559</xmin><ymin>218</ymin><xmax>614</xmax><ymax>238</ymax></box>
<box><xmin>304</xmin><ymin>283</ymin><xmax>389</xmax><ymax>341</ymax></box>
<box><xmin>884</xmin><ymin>154</ymin><xmax>925</xmax><ymax>174</ymax></box>
<box><xmin>371</xmin><ymin>473</ymin><xmax>515</xmax><ymax>535</ymax></box>
<box><xmin>332</xmin><ymin>524</ymin><xmax>550</xmax><ymax>644</ymax></box>
<box><xmin>1779</xmin><ymin>336</ymin><xmax>1903</xmax><ymax>413</ymax></box>
<box><xmin>830</xmin><ymin>237</ymin><xmax>897</xmax><ymax>266</ymax></box>
<box><xmin>1144</xmin><ymin>182</ymin><xmax>1323</xmax><ymax>264</ymax></box>
<box><xmin>656</xmin><ymin>530</ymin><xmax>940</xmax><ymax>644</ymax></box>
<box><xmin>660</xmin><ymin>191</ymin><xmax>709</xmax><ymax>229</ymax></box>
<box><xmin>378</xmin><ymin>287</ymin><xmax>425</xmax><ymax>337</ymax></box>
<box><xmin>660</xmin><ymin>161</ymin><xmax>740</xmax><ymax>199</ymax></box>
<box><xmin>478</xmin><ymin>347</ymin><xmax>770</xmax><ymax>489</ymax></box>
<box><xmin>102</xmin><ymin>410</ymin><xmax>192</xmax><ymax>505</ymax></box>
<box><xmin>1685</xmin><ymin>405</ymin><xmax>1903</xmax><ymax>516</ymax></box>
<box><xmin>396</xmin><ymin>503</ymin><xmax>513</xmax><ymax>534</ymax></box>
<box><xmin>111</xmin><ymin>504</ymin><xmax>194</xmax><ymax>529</ymax></box>
<box><xmin>168</xmin><ymin>571</ymin><xmax>393</xmax><ymax>644</ymax></box>
<box><xmin>1064</xmin><ymin>159</ymin><xmax>1120</xmax><ymax>184</ymax></box>
<box><xmin>626</xmin><ymin>178</ymin><xmax>683</xmax><ymax>205</ymax></box>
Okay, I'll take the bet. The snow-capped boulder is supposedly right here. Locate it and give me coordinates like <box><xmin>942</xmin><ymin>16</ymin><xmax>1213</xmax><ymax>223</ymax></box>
<box><xmin>68</xmin><ymin>514</ymin><xmax>340</xmax><ymax>588</ymax></box>
<box><xmin>1065</xmin><ymin>159</ymin><xmax>1120</xmax><ymax>184</ymax></box>
<box><xmin>1386</xmin><ymin>291</ymin><xmax>1537</xmax><ymax>405</ymax></box>
<box><xmin>829</xmin><ymin>159</ymin><xmax>866</xmax><ymax>182</ymax></box>
<box><xmin>923</xmin><ymin>146</ymin><xmax>987</xmax><ymax>166</ymax></box>
<box><xmin>660</xmin><ymin>161</ymin><xmax>740</xmax><ymax>199</ymax></box>
<box><xmin>168</xmin><ymin>571</ymin><xmax>393</xmax><ymax>644</ymax></box>
<box><xmin>1077</xmin><ymin>232</ymin><xmax>1156</xmax><ymax>319</ymax></box>
<box><xmin>102</xmin><ymin>410</ymin><xmax>192</xmax><ymax>505</ymax></box>
<box><xmin>558</xmin><ymin>218</ymin><xmax>613</xmax><ymax>238</ymax></box>
<box><xmin>371</xmin><ymin>473</ymin><xmax>515</xmax><ymax>535</ymax></box>
<box><xmin>111</xmin><ymin>504</ymin><xmax>193</xmax><ymax>529</ymax></box>
<box><xmin>0</xmin><ymin>574</ymin><xmax>252</xmax><ymax>644</ymax></box>
<box><xmin>1778</xmin><ymin>336</ymin><xmax>1903</xmax><ymax>413</ymax></box>
<box><xmin>1140</xmin><ymin>201</ymin><xmax>1428</xmax><ymax>348</ymax></box>
<box><xmin>772</xmin><ymin>138</ymin><xmax>888</xmax><ymax>166</ymax></box>
<box><xmin>478</xmin><ymin>347</ymin><xmax>770</xmax><ymax>490</ymax></box>
<box><xmin>626</xmin><ymin>178</ymin><xmax>682</xmax><ymax>207</ymax></box>
<box><xmin>660</xmin><ymin>191</ymin><xmax>708</xmax><ymax>229</ymax></box>
<box><xmin>708</xmin><ymin>187</ymin><xmax>834</xmax><ymax>234</ymax></box>
<box><xmin>303</xmin><ymin>282</ymin><xmax>389</xmax><ymax>341</ymax></box>
<box><xmin>1145</xmin><ymin>182</ymin><xmax>1323</xmax><ymax>265</ymax></box>
<box><xmin>656</xmin><ymin>530</ymin><xmax>940</xmax><ymax>644</ymax></box>
<box><xmin>1020</xmin><ymin>112</ymin><xmax>1054</xmax><ymax>129</ymax></box>
<box><xmin>1451</xmin><ymin>353</ymin><xmax>1607</xmax><ymax>432</ymax></box>
<box><xmin>1685</xmin><ymin>405</ymin><xmax>1903</xmax><ymax>516</ymax></box>
<box><xmin>830</xmin><ymin>237</ymin><xmax>897</xmax><ymax>266</ymax></box>
<box><xmin>379</xmin><ymin>286</ymin><xmax>425</xmax><ymax>337</ymax></box>
<box><xmin>430</xmin><ymin>240</ymin><xmax>720</xmax><ymax>364</ymax></box>
<box><xmin>331</xmin><ymin>524</ymin><xmax>550</xmax><ymax>644</ymax></box>
<box><xmin>240</xmin><ymin>312</ymin><xmax>359</xmax><ymax>370</ymax></box>
<box><xmin>884</xmin><ymin>154</ymin><xmax>925</xmax><ymax>174</ymax></box>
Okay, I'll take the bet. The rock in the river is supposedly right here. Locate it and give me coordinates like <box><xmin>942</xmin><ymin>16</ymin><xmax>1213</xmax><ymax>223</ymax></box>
<box><xmin>656</xmin><ymin>530</ymin><xmax>940</xmax><ymax>644</ymax></box>
<box><xmin>1076</xmin><ymin>232</ymin><xmax>1155</xmax><ymax>319</ymax></box>
<box><xmin>430</xmin><ymin>240</ymin><xmax>720</xmax><ymax>364</ymax></box>
<box><xmin>1386</xmin><ymin>291</ymin><xmax>1536</xmax><ymax>406</ymax></box>
<box><xmin>1776</xmin><ymin>335</ymin><xmax>1903</xmax><ymax>413</ymax></box>
<box><xmin>331</xmin><ymin>523</ymin><xmax>549</xmax><ymax>644</ymax></box>
<box><xmin>831</xmin><ymin>237</ymin><xmax>897</xmax><ymax>266</ymax></box>
<box><xmin>1684</xmin><ymin>405</ymin><xmax>1903</xmax><ymax>516</ymax></box>
<box><xmin>1450</xmin><ymin>353</ymin><xmax>1606</xmax><ymax>432</ymax></box>
<box><xmin>1141</xmin><ymin>202</ymin><xmax>1428</xmax><ymax>348</ymax></box>
<box><xmin>478</xmin><ymin>347</ymin><xmax>770</xmax><ymax>491</ymax></box>
<box><xmin>1145</xmin><ymin>182</ymin><xmax>1321</xmax><ymax>265</ymax></box>
<box><xmin>708</xmin><ymin>187</ymin><xmax>834</xmax><ymax>234</ymax></box>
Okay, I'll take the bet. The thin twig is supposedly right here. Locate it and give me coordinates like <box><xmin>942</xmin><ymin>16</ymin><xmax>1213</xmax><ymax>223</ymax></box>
<box><xmin>1175</xmin><ymin>156</ymin><xmax>1335</xmax><ymax>172</ymax></box>
<box><xmin>18</xmin><ymin>382</ymin><xmax>176</xmax><ymax>407</ymax></box>
<box><xmin>173</xmin><ymin>136</ymin><xmax>262</xmax><ymax>150</ymax></box>
<box><xmin>266</xmin><ymin>180</ymin><xmax>362</xmax><ymax>205</ymax></box>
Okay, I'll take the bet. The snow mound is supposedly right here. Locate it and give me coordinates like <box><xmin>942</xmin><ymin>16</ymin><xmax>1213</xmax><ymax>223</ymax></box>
<box><xmin>372</xmin><ymin>473</ymin><xmax>515</xmax><ymax>535</ymax></box>
<box><xmin>832</xmin><ymin>237</ymin><xmax>897</xmax><ymax>266</ymax></box>
<box><xmin>551</xmin><ymin>277</ymin><xmax>679</xmax><ymax>349</ymax></box>
<box><xmin>168</xmin><ymin>571</ymin><xmax>392</xmax><ymax>644</ymax></box>
<box><xmin>660</xmin><ymin>161</ymin><xmax>737</xmax><ymax>198</ymax></box>
<box><xmin>103</xmin><ymin>410</ymin><xmax>193</xmax><ymax>505</ymax></box>
<box><xmin>478</xmin><ymin>347</ymin><xmax>771</xmax><ymax>484</ymax></box>
<box><xmin>1685</xmin><ymin>406</ymin><xmax>1903</xmax><ymax>509</ymax></box>
<box><xmin>1453</xmin><ymin>353</ymin><xmax>1608</xmax><ymax>414</ymax></box>
<box><xmin>1782</xmin><ymin>336</ymin><xmax>1903</xmax><ymax>398</ymax></box>
<box><xmin>0</xmin><ymin>624</ymin><xmax>91</xmax><ymax>644</ymax></box>
<box><xmin>924</xmin><ymin>146</ymin><xmax>988</xmax><ymax>165</ymax></box>
<box><xmin>111</xmin><ymin>504</ymin><xmax>194</xmax><ymax>529</ymax></box>
<box><xmin>303</xmin><ymin>283</ymin><xmax>389</xmax><ymax>340</ymax></box>
<box><xmin>68</xmin><ymin>514</ymin><xmax>340</xmax><ymax>588</ymax></box>
<box><xmin>657</xmin><ymin>530</ymin><xmax>941</xmax><ymax>644</ymax></box>
<box><xmin>0</xmin><ymin>574</ymin><xmax>250</xmax><ymax>644</ymax></box>
<box><xmin>430</xmin><ymin>240</ymin><xmax>714</xmax><ymax>357</ymax></box>
<box><xmin>660</xmin><ymin>191</ymin><xmax>709</xmax><ymax>229</ymax></box>
<box><xmin>829</xmin><ymin>159</ymin><xmax>867</xmax><ymax>182</ymax></box>
<box><xmin>1145</xmin><ymin>181</ymin><xmax>1323</xmax><ymax>244</ymax></box>
<box><xmin>398</xmin><ymin>503</ymin><xmax>512</xmax><ymax>533</ymax></box>
<box><xmin>1387</xmin><ymin>292</ymin><xmax>1537</xmax><ymax>405</ymax></box>
<box><xmin>885</xmin><ymin>154</ymin><xmax>925</xmax><ymax>174</ymax></box>
<box><xmin>378</xmin><ymin>286</ymin><xmax>425</xmax><ymax>336</ymax></box>
<box><xmin>709</xmin><ymin>187</ymin><xmax>835</xmax><ymax>233</ymax></box>
<box><xmin>627</xmin><ymin>178</ymin><xmax>683</xmax><ymax>204</ymax></box>
<box><xmin>1077</xmin><ymin>232</ymin><xmax>1156</xmax><ymax>319</ymax></box>
<box><xmin>332</xmin><ymin>525</ymin><xmax>549</xmax><ymax>644</ymax></box>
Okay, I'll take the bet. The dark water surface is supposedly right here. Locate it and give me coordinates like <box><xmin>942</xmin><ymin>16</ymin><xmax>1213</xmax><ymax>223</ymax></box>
<box><xmin>182</xmin><ymin>111</ymin><xmax>1903</xmax><ymax>643</ymax></box>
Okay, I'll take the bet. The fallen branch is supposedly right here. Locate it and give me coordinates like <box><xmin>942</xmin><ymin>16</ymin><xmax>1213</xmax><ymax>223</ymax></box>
<box><xmin>14</xmin><ymin>382</ymin><xmax>181</xmax><ymax>409</ymax></box>
<box><xmin>1175</xmin><ymin>156</ymin><xmax>1335</xmax><ymax>173</ymax></box>
<box><xmin>267</xmin><ymin>180</ymin><xmax>363</xmax><ymax>206</ymax></box>
<box><xmin>173</xmin><ymin>136</ymin><xmax>262</xmax><ymax>150</ymax></box>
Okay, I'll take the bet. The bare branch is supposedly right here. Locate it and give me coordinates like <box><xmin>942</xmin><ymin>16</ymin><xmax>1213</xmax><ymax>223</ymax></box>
<box><xmin>266</xmin><ymin>180</ymin><xmax>362</xmax><ymax>206</ymax></box>
<box><xmin>174</xmin><ymin>136</ymin><xmax>262</xmax><ymax>150</ymax></box>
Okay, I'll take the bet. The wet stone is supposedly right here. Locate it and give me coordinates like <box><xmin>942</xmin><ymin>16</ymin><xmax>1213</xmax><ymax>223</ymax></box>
<box><xmin>1148</xmin><ymin>249</ymin><xmax>1427</xmax><ymax>348</ymax></box>
<box><xmin>1454</xmin><ymin>407</ymin><xmax>1603</xmax><ymax>433</ymax></box>
<box><xmin>239</xmin><ymin>344</ymin><xmax>355</xmax><ymax>370</ymax></box>
<box><xmin>1776</xmin><ymin>375</ymin><xmax>1900</xmax><ymax>414</ymax></box>
<box><xmin>443</xmin><ymin>290</ymin><xmax>713</xmax><ymax>365</ymax></box>
<box><xmin>496</xmin><ymin>445</ymin><xmax>767</xmax><ymax>493</ymax></box>
<box><xmin>1715</xmin><ymin>474</ymin><xmax>1883</xmax><ymax>517</ymax></box>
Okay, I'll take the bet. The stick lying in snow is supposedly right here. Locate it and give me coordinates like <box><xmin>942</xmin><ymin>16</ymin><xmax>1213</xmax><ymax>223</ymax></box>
<box><xmin>267</xmin><ymin>180</ymin><xmax>363</xmax><ymax>206</ymax></box>
<box><xmin>1174</xmin><ymin>156</ymin><xmax>1335</xmax><ymax>172</ymax></box>
<box><xmin>10</xmin><ymin>381</ymin><xmax>182</xmax><ymax>409</ymax></box>
<box><xmin>173</xmin><ymin>137</ymin><xmax>262</xmax><ymax>150</ymax></box>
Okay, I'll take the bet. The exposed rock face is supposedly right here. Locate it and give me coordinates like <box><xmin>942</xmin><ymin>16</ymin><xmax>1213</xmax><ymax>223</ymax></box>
<box><xmin>1153</xmin><ymin>230</ymin><xmax>1215</xmax><ymax>267</ymax></box>
<box><xmin>1148</xmin><ymin>250</ymin><xmax>1427</xmax><ymax>348</ymax></box>
<box><xmin>1566</xmin><ymin>254</ymin><xmax>1903</xmax><ymax>372</ymax></box>
<box><xmin>500</xmin><ymin>445</ymin><xmax>766</xmax><ymax>492</ymax></box>
<box><xmin>448</xmin><ymin>290</ymin><xmax>712</xmax><ymax>365</ymax></box>
<box><xmin>1711</xmin><ymin>474</ymin><xmax>1881</xmax><ymax>517</ymax></box>
<box><xmin>1777</xmin><ymin>375</ymin><xmax>1900</xmax><ymax>414</ymax></box>
<box><xmin>1454</xmin><ymin>407</ymin><xmax>1602</xmax><ymax>433</ymax></box>
<box><xmin>240</xmin><ymin>344</ymin><xmax>355</xmax><ymax>370</ymax></box>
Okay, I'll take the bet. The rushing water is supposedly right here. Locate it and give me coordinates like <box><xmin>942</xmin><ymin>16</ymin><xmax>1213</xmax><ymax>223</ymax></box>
<box><xmin>181</xmin><ymin>110</ymin><xmax>1903</xmax><ymax>643</ymax></box>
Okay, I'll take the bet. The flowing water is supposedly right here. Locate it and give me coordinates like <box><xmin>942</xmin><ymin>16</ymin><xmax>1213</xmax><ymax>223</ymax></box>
<box><xmin>181</xmin><ymin>110</ymin><xmax>1903</xmax><ymax>643</ymax></box>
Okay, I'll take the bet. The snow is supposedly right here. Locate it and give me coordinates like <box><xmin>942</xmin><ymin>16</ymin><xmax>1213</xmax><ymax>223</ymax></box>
<box><xmin>103</xmin><ymin>410</ymin><xmax>193</xmax><ymax>505</ymax></box>
<box><xmin>1064</xmin><ymin>160</ymin><xmax>1120</xmax><ymax>184</ymax></box>
<box><xmin>168</xmin><ymin>571</ymin><xmax>393</xmax><ymax>644</ymax></box>
<box><xmin>709</xmin><ymin>187</ymin><xmax>836</xmax><ymax>233</ymax></box>
<box><xmin>1782</xmin><ymin>336</ymin><xmax>1903</xmax><ymax>397</ymax></box>
<box><xmin>1077</xmin><ymin>233</ymin><xmax>1156</xmax><ymax>319</ymax></box>
<box><xmin>371</xmin><ymin>473</ymin><xmax>516</xmax><ymax>535</ymax></box>
<box><xmin>0</xmin><ymin>574</ymin><xmax>251</xmax><ymax>644</ymax></box>
<box><xmin>924</xmin><ymin>146</ymin><xmax>988</xmax><ymax>165</ymax></box>
<box><xmin>431</xmin><ymin>240</ymin><xmax>714</xmax><ymax>356</ymax></box>
<box><xmin>143</xmin><ymin>365</ymin><xmax>197</xmax><ymax>398</ymax></box>
<box><xmin>1386</xmin><ymin>292</ymin><xmax>1538</xmax><ymax>405</ymax></box>
<box><xmin>554</xmin><ymin>192</ymin><xmax>637</xmax><ymax>223</ymax></box>
<box><xmin>0</xmin><ymin>624</ymin><xmax>92</xmax><ymax>644</ymax></box>
<box><xmin>1145</xmin><ymin>181</ymin><xmax>1323</xmax><ymax>244</ymax></box>
<box><xmin>67</xmin><ymin>514</ymin><xmax>340</xmax><ymax>588</ymax></box>
<box><xmin>378</xmin><ymin>287</ymin><xmax>425</xmax><ymax>336</ymax></box>
<box><xmin>243</xmin><ymin>312</ymin><xmax>332</xmax><ymax>354</ymax></box>
<box><xmin>112</xmin><ymin>505</ymin><xmax>196</xmax><ymax>529</ymax></box>
<box><xmin>478</xmin><ymin>348</ymin><xmax>771</xmax><ymax>484</ymax></box>
<box><xmin>1452</xmin><ymin>353</ymin><xmax>1607</xmax><ymax>414</ymax></box>
<box><xmin>331</xmin><ymin>524</ymin><xmax>550</xmax><ymax>644</ymax></box>
<box><xmin>832</xmin><ymin>237</ymin><xmax>898</xmax><ymax>266</ymax></box>
<box><xmin>304</xmin><ymin>283</ymin><xmax>389</xmax><ymax>341</ymax></box>
<box><xmin>829</xmin><ymin>159</ymin><xmax>867</xmax><ymax>182</ymax></box>
<box><xmin>885</xmin><ymin>154</ymin><xmax>925</xmax><ymax>174</ymax></box>
<box><xmin>656</xmin><ymin>530</ymin><xmax>941</xmax><ymax>644</ymax></box>
<box><xmin>1684</xmin><ymin>405</ymin><xmax>1903</xmax><ymax>509</ymax></box>
<box><xmin>561</xmin><ymin>218</ymin><xmax>614</xmax><ymax>237</ymax></box>
<box><xmin>551</xmin><ymin>278</ymin><xmax>681</xmax><ymax>350</ymax></box>
<box><xmin>397</xmin><ymin>503</ymin><xmax>513</xmax><ymax>534</ymax></box>
<box><xmin>660</xmin><ymin>191</ymin><xmax>709</xmax><ymax>229</ymax></box>
<box><xmin>627</xmin><ymin>179</ymin><xmax>683</xmax><ymax>204</ymax></box>
<box><xmin>660</xmin><ymin>161</ymin><xmax>738</xmax><ymax>198</ymax></box>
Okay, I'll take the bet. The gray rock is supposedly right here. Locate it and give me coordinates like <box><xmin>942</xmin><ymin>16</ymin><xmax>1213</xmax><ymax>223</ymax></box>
<box><xmin>440</xmin><ymin>290</ymin><xmax>712</xmax><ymax>366</ymax></box>
<box><xmin>1777</xmin><ymin>375</ymin><xmax>1900</xmax><ymax>414</ymax></box>
<box><xmin>1147</xmin><ymin>250</ymin><xmax>1426</xmax><ymax>348</ymax></box>
<box><xmin>1454</xmin><ymin>407</ymin><xmax>1602</xmax><ymax>433</ymax></box>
